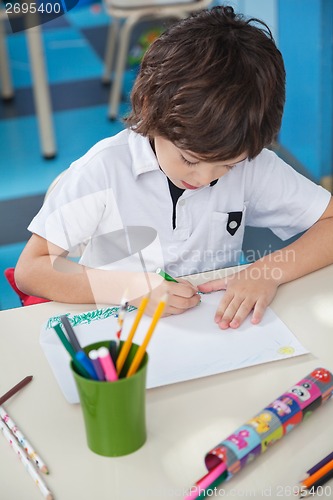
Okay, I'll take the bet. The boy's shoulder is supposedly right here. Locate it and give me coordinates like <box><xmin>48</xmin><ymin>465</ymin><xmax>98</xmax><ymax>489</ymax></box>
<box><xmin>73</xmin><ymin>129</ymin><xmax>133</xmax><ymax>165</ymax></box>
<box><xmin>242</xmin><ymin>148</ymin><xmax>291</xmax><ymax>180</ymax></box>
<box><xmin>70</xmin><ymin>129</ymin><xmax>158</xmax><ymax>177</ymax></box>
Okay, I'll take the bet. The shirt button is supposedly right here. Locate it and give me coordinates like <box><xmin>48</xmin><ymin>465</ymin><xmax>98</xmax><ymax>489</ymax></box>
<box><xmin>229</xmin><ymin>220</ymin><xmax>238</xmax><ymax>229</ymax></box>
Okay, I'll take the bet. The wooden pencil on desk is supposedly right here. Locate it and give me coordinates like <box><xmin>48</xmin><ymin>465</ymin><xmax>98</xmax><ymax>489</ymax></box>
<box><xmin>184</xmin><ymin>461</ymin><xmax>227</xmax><ymax>500</ymax></box>
<box><xmin>0</xmin><ymin>406</ymin><xmax>49</xmax><ymax>474</ymax></box>
<box><xmin>300</xmin><ymin>468</ymin><xmax>333</xmax><ymax>497</ymax></box>
<box><xmin>0</xmin><ymin>376</ymin><xmax>33</xmax><ymax>406</ymax></box>
<box><xmin>0</xmin><ymin>420</ymin><xmax>53</xmax><ymax>499</ymax></box>
<box><xmin>301</xmin><ymin>451</ymin><xmax>333</xmax><ymax>480</ymax></box>
<box><xmin>126</xmin><ymin>294</ymin><xmax>167</xmax><ymax>377</ymax></box>
<box><xmin>301</xmin><ymin>459</ymin><xmax>333</xmax><ymax>491</ymax></box>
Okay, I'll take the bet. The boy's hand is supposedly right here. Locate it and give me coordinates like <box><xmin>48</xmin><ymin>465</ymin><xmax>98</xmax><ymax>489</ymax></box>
<box><xmin>197</xmin><ymin>268</ymin><xmax>279</xmax><ymax>329</ymax></box>
<box><xmin>131</xmin><ymin>275</ymin><xmax>200</xmax><ymax>317</ymax></box>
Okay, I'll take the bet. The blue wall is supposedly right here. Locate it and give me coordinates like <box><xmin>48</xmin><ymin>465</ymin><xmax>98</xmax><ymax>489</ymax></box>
<box><xmin>278</xmin><ymin>0</ymin><xmax>333</xmax><ymax>182</ymax></box>
<box><xmin>231</xmin><ymin>0</ymin><xmax>333</xmax><ymax>183</ymax></box>
<box><xmin>231</xmin><ymin>0</ymin><xmax>278</xmax><ymax>42</ymax></box>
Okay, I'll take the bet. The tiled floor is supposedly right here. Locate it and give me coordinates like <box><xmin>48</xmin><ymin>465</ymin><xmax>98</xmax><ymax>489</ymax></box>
<box><xmin>0</xmin><ymin>2</ymin><xmax>148</xmax><ymax>309</ymax></box>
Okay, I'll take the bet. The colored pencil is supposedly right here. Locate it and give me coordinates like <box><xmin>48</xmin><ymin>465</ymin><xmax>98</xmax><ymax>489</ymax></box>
<box><xmin>97</xmin><ymin>347</ymin><xmax>118</xmax><ymax>382</ymax></box>
<box><xmin>184</xmin><ymin>462</ymin><xmax>227</xmax><ymax>500</ymax></box>
<box><xmin>302</xmin><ymin>459</ymin><xmax>333</xmax><ymax>489</ymax></box>
<box><xmin>116</xmin><ymin>292</ymin><xmax>128</xmax><ymax>347</ymax></box>
<box><xmin>300</xmin><ymin>469</ymin><xmax>333</xmax><ymax>497</ymax></box>
<box><xmin>0</xmin><ymin>376</ymin><xmax>33</xmax><ymax>406</ymax></box>
<box><xmin>60</xmin><ymin>315</ymin><xmax>81</xmax><ymax>352</ymax></box>
<box><xmin>0</xmin><ymin>406</ymin><xmax>49</xmax><ymax>474</ymax></box>
<box><xmin>197</xmin><ymin>471</ymin><xmax>228</xmax><ymax>498</ymax></box>
<box><xmin>53</xmin><ymin>325</ymin><xmax>90</xmax><ymax>378</ymax></box>
<box><xmin>88</xmin><ymin>350</ymin><xmax>105</xmax><ymax>381</ymax></box>
<box><xmin>301</xmin><ymin>451</ymin><xmax>333</xmax><ymax>480</ymax></box>
<box><xmin>0</xmin><ymin>420</ymin><xmax>53</xmax><ymax>499</ymax></box>
<box><xmin>126</xmin><ymin>294</ymin><xmax>167</xmax><ymax>377</ymax></box>
<box><xmin>116</xmin><ymin>295</ymin><xmax>149</xmax><ymax>375</ymax></box>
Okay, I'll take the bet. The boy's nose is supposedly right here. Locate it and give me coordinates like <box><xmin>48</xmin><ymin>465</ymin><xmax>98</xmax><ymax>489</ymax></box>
<box><xmin>196</xmin><ymin>169</ymin><xmax>218</xmax><ymax>186</ymax></box>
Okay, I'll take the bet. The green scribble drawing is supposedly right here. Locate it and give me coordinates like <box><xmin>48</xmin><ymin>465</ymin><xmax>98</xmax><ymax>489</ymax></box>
<box><xmin>46</xmin><ymin>305</ymin><xmax>137</xmax><ymax>330</ymax></box>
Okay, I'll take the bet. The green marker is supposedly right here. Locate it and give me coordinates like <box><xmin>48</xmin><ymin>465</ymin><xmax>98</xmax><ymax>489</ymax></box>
<box><xmin>155</xmin><ymin>268</ymin><xmax>178</xmax><ymax>283</ymax></box>
<box><xmin>156</xmin><ymin>267</ymin><xmax>202</xmax><ymax>299</ymax></box>
<box><xmin>53</xmin><ymin>324</ymin><xmax>90</xmax><ymax>378</ymax></box>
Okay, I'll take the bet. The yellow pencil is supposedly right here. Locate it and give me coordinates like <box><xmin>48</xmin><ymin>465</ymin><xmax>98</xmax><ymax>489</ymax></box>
<box><xmin>126</xmin><ymin>294</ymin><xmax>168</xmax><ymax>377</ymax></box>
<box><xmin>116</xmin><ymin>295</ymin><xmax>150</xmax><ymax>375</ymax></box>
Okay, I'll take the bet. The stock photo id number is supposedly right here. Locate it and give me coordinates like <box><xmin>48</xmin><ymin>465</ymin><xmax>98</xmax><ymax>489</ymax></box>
<box><xmin>2</xmin><ymin>0</ymin><xmax>80</xmax><ymax>32</ymax></box>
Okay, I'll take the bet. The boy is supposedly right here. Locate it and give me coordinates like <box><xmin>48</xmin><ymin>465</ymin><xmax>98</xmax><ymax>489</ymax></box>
<box><xmin>15</xmin><ymin>6</ymin><xmax>333</xmax><ymax>328</ymax></box>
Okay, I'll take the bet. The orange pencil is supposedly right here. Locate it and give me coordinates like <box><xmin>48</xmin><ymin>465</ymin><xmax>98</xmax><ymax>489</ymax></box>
<box><xmin>116</xmin><ymin>295</ymin><xmax>149</xmax><ymax>375</ymax></box>
<box><xmin>302</xmin><ymin>459</ymin><xmax>333</xmax><ymax>489</ymax></box>
<box><xmin>126</xmin><ymin>294</ymin><xmax>168</xmax><ymax>377</ymax></box>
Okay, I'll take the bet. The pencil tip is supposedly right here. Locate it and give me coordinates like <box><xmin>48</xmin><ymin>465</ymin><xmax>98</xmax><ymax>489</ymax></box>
<box><xmin>41</xmin><ymin>465</ymin><xmax>50</xmax><ymax>474</ymax></box>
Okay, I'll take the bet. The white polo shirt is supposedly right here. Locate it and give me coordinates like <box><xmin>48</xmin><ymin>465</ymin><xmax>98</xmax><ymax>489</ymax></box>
<box><xmin>29</xmin><ymin>129</ymin><xmax>331</xmax><ymax>277</ymax></box>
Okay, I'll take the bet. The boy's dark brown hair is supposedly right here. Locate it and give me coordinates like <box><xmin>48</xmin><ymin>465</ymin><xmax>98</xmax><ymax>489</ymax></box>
<box><xmin>125</xmin><ymin>5</ymin><xmax>286</xmax><ymax>161</ymax></box>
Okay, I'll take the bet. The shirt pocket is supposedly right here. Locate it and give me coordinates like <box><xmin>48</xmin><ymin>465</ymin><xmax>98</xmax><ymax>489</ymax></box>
<box><xmin>208</xmin><ymin>206</ymin><xmax>247</xmax><ymax>266</ymax></box>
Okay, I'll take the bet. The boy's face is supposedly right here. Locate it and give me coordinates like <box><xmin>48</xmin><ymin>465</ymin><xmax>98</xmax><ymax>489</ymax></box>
<box><xmin>154</xmin><ymin>136</ymin><xmax>247</xmax><ymax>190</ymax></box>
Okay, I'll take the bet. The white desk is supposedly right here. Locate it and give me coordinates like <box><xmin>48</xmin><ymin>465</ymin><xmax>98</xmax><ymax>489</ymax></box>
<box><xmin>1</xmin><ymin>266</ymin><xmax>333</xmax><ymax>499</ymax></box>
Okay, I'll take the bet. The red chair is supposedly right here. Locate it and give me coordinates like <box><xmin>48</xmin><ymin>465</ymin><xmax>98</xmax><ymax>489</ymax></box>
<box><xmin>3</xmin><ymin>172</ymin><xmax>67</xmax><ymax>307</ymax></box>
<box><xmin>4</xmin><ymin>267</ymin><xmax>50</xmax><ymax>306</ymax></box>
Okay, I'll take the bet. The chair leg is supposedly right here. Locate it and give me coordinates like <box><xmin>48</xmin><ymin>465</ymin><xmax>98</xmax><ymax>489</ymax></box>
<box><xmin>26</xmin><ymin>25</ymin><xmax>56</xmax><ymax>159</ymax></box>
<box><xmin>108</xmin><ymin>14</ymin><xmax>141</xmax><ymax>120</ymax></box>
<box><xmin>102</xmin><ymin>18</ymin><xmax>120</xmax><ymax>85</ymax></box>
<box><xmin>0</xmin><ymin>17</ymin><xmax>14</xmax><ymax>100</ymax></box>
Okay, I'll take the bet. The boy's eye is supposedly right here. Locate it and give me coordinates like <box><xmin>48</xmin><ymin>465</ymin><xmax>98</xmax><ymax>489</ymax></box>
<box><xmin>181</xmin><ymin>155</ymin><xmax>199</xmax><ymax>166</ymax></box>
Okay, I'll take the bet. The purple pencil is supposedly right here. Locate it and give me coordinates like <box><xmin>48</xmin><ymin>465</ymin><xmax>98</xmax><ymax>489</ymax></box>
<box><xmin>301</xmin><ymin>451</ymin><xmax>333</xmax><ymax>480</ymax></box>
<box><xmin>88</xmin><ymin>350</ymin><xmax>105</xmax><ymax>381</ymax></box>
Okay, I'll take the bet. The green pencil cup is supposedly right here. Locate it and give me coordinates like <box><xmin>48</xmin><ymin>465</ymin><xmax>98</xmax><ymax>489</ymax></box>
<box><xmin>71</xmin><ymin>341</ymin><xmax>148</xmax><ymax>457</ymax></box>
